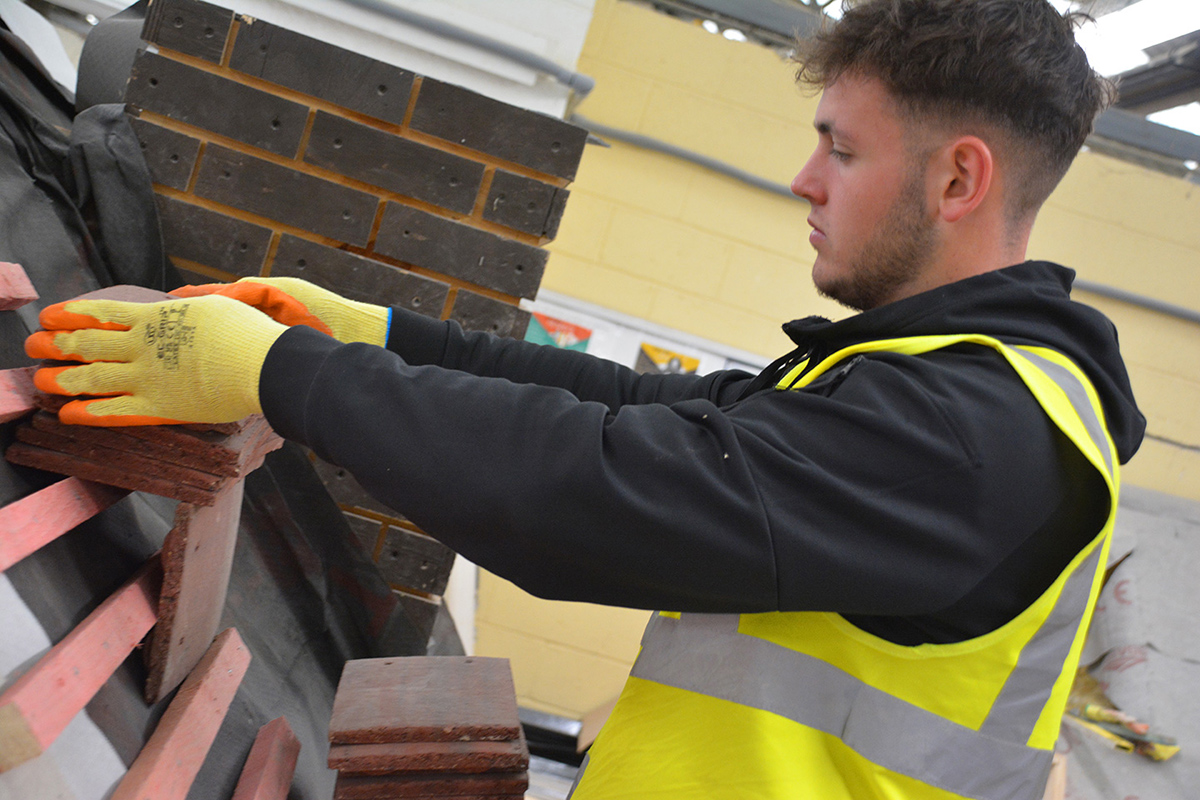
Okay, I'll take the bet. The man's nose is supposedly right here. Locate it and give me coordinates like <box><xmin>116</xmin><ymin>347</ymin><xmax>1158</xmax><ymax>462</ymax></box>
<box><xmin>791</xmin><ymin>157</ymin><xmax>823</xmax><ymax>204</ymax></box>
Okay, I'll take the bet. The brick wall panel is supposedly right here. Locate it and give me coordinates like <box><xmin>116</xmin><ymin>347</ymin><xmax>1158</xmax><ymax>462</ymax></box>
<box><xmin>343</xmin><ymin>513</ymin><xmax>384</xmax><ymax>557</ymax></box>
<box><xmin>155</xmin><ymin>194</ymin><xmax>273</xmax><ymax>277</ymax></box>
<box><xmin>304</xmin><ymin>111</ymin><xmax>483</xmax><ymax>214</ymax></box>
<box><xmin>450</xmin><ymin>290</ymin><xmax>532</xmax><ymax>339</ymax></box>
<box><xmin>377</xmin><ymin>527</ymin><xmax>455</xmax><ymax>595</ymax></box>
<box><xmin>308</xmin><ymin>454</ymin><xmax>399</xmax><ymax>518</ymax></box>
<box><xmin>194</xmin><ymin>144</ymin><xmax>378</xmax><ymax>245</ymax></box>
<box><xmin>131</xmin><ymin>0</ymin><xmax>587</xmax><ymax>618</ymax></box>
<box><xmin>483</xmin><ymin>169</ymin><xmax>569</xmax><ymax>239</ymax></box>
<box><xmin>271</xmin><ymin>234</ymin><xmax>448</xmax><ymax>317</ymax></box>
<box><xmin>229</xmin><ymin>19</ymin><xmax>415</xmax><ymax>125</ymax></box>
<box><xmin>396</xmin><ymin>592</ymin><xmax>439</xmax><ymax>643</ymax></box>
<box><xmin>129</xmin><ymin>116</ymin><xmax>202</xmax><ymax>191</ymax></box>
<box><xmin>410</xmin><ymin>78</ymin><xmax>588</xmax><ymax>180</ymax></box>
<box><xmin>126</xmin><ymin>52</ymin><xmax>309</xmax><ymax>157</ymax></box>
<box><xmin>142</xmin><ymin>0</ymin><xmax>233</xmax><ymax>63</ymax></box>
<box><xmin>374</xmin><ymin>203</ymin><xmax>545</xmax><ymax>299</ymax></box>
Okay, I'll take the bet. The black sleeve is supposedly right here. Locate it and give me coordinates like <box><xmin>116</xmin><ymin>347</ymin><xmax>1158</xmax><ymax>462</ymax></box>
<box><xmin>260</xmin><ymin>327</ymin><xmax>1078</xmax><ymax>622</ymax></box>
<box><xmin>385</xmin><ymin>306</ymin><xmax>757</xmax><ymax>410</ymax></box>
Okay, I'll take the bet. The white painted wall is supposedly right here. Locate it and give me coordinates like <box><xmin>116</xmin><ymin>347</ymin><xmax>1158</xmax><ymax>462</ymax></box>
<box><xmin>68</xmin><ymin>0</ymin><xmax>597</xmax><ymax>116</ymax></box>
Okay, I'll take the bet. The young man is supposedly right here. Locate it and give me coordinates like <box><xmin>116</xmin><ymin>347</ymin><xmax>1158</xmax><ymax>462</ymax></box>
<box><xmin>30</xmin><ymin>0</ymin><xmax>1144</xmax><ymax>796</ymax></box>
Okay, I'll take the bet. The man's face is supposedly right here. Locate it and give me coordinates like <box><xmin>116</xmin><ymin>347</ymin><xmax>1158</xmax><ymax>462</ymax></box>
<box><xmin>791</xmin><ymin>74</ymin><xmax>939</xmax><ymax>311</ymax></box>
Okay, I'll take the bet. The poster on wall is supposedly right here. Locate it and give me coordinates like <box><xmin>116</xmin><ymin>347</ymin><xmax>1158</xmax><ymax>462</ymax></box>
<box><xmin>521</xmin><ymin>294</ymin><xmax>767</xmax><ymax>377</ymax></box>
<box><xmin>525</xmin><ymin>311</ymin><xmax>593</xmax><ymax>351</ymax></box>
<box><xmin>633</xmin><ymin>342</ymin><xmax>701</xmax><ymax>376</ymax></box>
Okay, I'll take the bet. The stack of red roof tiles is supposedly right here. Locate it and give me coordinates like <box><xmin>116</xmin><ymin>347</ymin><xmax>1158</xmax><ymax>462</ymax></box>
<box><xmin>329</xmin><ymin>657</ymin><xmax>532</xmax><ymax>799</ymax></box>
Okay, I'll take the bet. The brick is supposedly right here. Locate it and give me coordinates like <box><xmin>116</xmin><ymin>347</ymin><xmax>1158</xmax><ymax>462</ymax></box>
<box><xmin>0</xmin><ymin>262</ymin><xmax>37</xmax><ymax>310</ymax></box>
<box><xmin>126</xmin><ymin>52</ymin><xmax>309</xmax><ymax>157</ymax></box>
<box><xmin>304</xmin><ymin>111</ymin><xmax>483</xmax><ymax>214</ymax></box>
<box><xmin>229</xmin><ymin>18</ymin><xmax>414</xmax><ymax>125</ymax></box>
<box><xmin>410</xmin><ymin>78</ymin><xmax>587</xmax><ymax>180</ymax></box>
<box><xmin>231</xmin><ymin>717</ymin><xmax>301</xmax><ymax>800</ymax></box>
<box><xmin>271</xmin><ymin>234</ymin><xmax>448</xmax><ymax>317</ymax></box>
<box><xmin>329</xmin><ymin>657</ymin><xmax>521</xmax><ymax>744</ymax></box>
<box><xmin>482</xmin><ymin>170</ymin><xmax>568</xmax><ymax>239</ymax></box>
<box><xmin>344</xmin><ymin>513</ymin><xmax>383</xmax><ymax>557</ymax></box>
<box><xmin>156</xmin><ymin>194</ymin><xmax>274</xmax><ymax>277</ymax></box>
<box><xmin>376</xmin><ymin>526</ymin><xmax>455</xmax><ymax>595</ymax></box>
<box><xmin>29</xmin><ymin>410</ymin><xmax>277</xmax><ymax>479</ymax></box>
<box><xmin>374</xmin><ymin>204</ymin><xmax>545</xmax><ymax>299</ymax></box>
<box><xmin>110</xmin><ymin>628</ymin><xmax>251</xmax><ymax>800</ymax></box>
<box><xmin>0</xmin><ymin>478</ymin><xmax>129</xmax><ymax>572</ymax></box>
<box><xmin>333</xmin><ymin>771</ymin><xmax>528</xmax><ymax>799</ymax></box>
<box><xmin>7</xmin><ymin>413</ymin><xmax>281</xmax><ymax>506</ymax></box>
<box><xmin>195</xmin><ymin>145</ymin><xmax>378</xmax><ymax>246</ymax></box>
<box><xmin>396</xmin><ymin>591</ymin><xmax>440</xmax><ymax>644</ymax></box>
<box><xmin>141</xmin><ymin>0</ymin><xmax>233</xmax><ymax>63</ymax></box>
<box><xmin>0</xmin><ymin>559</ymin><xmax>160</xmax><ymax>772</ymax></box>
<box><xmin>144</xmin><ymin>480</ymin><xmax>246</xmax><ymax>703</ymax></box>
<box><xmin>15</xmin><ymin>424</ymin><xmax>227</xmax><ymax>491</ymax></box>
<box><xmin>128</xmin><ymin>115</ymin><xmax>202</xmax><ymax>190</ymax></box>
<box><xmin>0</xmin><ymin>366</ymin><xmax>37</xmax><ymax>422</ymax></box>
<box><xmin>449</xmin><ymin>291</ymin><xmax>530</xmax><ymax>339</ymax></box>
<box><xmin>5</xmin><ymin>441</ymin><xmax>223</xmax><ymax>506</ymax></box>
<box><xmin>328</xmin><ymin>738</ymin><xmax>528</xmax><ymax>775</ymax></box>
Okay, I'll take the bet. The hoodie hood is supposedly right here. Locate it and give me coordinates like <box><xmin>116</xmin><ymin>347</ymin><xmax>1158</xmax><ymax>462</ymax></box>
<box><xmin>781</xmin><ymin>261</ymin><xmax>1146</xmax><ymax>464</ymax></box>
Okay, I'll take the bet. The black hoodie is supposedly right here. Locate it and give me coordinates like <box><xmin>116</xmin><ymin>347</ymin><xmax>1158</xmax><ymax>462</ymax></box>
<box><xmin>260</xmin><ymin>261</ymin><xmax>1145</xmax><ymax>645</ymax></box>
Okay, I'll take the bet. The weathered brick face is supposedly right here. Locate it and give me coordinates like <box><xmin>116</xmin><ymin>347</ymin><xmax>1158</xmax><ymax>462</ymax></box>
<box><xmin>129</xmin><ymin>0</ymin><xmax>586</xmax><ymax>605</ymax></box>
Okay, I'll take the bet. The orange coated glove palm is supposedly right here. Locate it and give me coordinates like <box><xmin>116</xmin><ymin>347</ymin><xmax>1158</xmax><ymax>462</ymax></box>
<box><xmin>172</xmin><ymin>277</ymin><xmax>390</xmax><ymax>346</ymax></box>
<box><xmin>26</xmin><ymin>295</ymin><xmax>288</xmax><ymax>426</ymax></box>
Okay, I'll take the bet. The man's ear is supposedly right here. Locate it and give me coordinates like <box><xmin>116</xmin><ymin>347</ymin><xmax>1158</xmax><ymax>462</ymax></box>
<box><xmin>934</xmin><ymin>136</ymin><xmax>993</xmax><ymax>223</ymax></box>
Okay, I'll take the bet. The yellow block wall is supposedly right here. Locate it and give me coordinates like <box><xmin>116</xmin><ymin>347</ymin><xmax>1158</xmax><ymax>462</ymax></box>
<box><xmin>475</xmin><ymin>0</ymin><xmax>1200</xmax><ymax>719</ymax></box>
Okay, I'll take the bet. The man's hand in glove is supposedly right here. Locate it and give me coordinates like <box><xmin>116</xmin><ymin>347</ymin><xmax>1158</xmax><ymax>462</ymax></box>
<box><xmin>172</xmin><ymin>277</ymin><xmax>390</xmax><ymax>346</ymax></box>
<box><xmin>25</xmin><ymin>294</ymin><xmax>288</xmax><ymax>426</ymax></box>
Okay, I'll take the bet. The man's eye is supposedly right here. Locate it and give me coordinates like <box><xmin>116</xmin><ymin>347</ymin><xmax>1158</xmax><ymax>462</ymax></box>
<box><xmin>831</xmin><ymin>149</ymin><xmax>850</xmax><ymax>162</ymax></box>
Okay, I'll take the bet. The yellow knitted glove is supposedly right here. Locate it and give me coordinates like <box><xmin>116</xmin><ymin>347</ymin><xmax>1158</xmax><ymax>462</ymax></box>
<box><xmin>25</xmin><ymin>295</ymin><xmax>287</xmax><ymax>426</ymax></box>
<box><xmin>172</xmin><ymin>277</ymin><xmax>390</xmax><ymax>346</ymax></box>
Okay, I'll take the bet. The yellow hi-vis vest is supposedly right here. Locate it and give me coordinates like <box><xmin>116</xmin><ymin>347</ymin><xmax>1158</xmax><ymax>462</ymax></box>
<box><xmin>570</xmin><ymin>335</ymin><xmax>1119</xmax><ymax>800</ymax></box>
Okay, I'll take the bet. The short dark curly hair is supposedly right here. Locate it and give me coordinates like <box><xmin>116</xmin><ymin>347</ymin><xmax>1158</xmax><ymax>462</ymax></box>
<box><xmin>795</xmin><ymin>0</ymin><xmax>1116</xmax><ymax>220</ymax></box>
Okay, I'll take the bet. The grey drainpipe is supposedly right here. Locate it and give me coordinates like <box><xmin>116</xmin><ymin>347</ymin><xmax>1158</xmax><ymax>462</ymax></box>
<box><xmin>571</xmin><ymin>113</ymin><xmax>801</xmax><ymax>199</ymax></box>
<box><xmin>343</xmin><ymin>0</ymin><xmax>595</xmax><ymax>98</ymax></box>
<box><xmin>1074</xmin><ymin>280</ymin><xmax>1200</xmax><ymax>326</ymax></box>
<box><xmin>570</xmin><ymin>115</ymin><xmax>1200</xmax><ymax>327</ymax></box>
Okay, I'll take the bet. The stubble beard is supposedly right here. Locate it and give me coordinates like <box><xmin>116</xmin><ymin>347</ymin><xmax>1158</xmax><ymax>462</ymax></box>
<box><xmin>815</xmin><ymin>177</ymin><xmax>937</xmax><ymax>312</ymax></box>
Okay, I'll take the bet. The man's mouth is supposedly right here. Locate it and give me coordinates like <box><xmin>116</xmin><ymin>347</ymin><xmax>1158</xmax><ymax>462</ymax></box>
<box><xmin>807</xmin><ymin>217</ymin><xmax>826</xmax><ymax>246</ymax></box>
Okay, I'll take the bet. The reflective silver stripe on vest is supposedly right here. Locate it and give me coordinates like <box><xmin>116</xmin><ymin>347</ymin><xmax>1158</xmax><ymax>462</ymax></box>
<box><xmin>631</xmin><ymin>614</ymin><xmax>1053</xmax><ymax>800</ymax></box>
<box><xmin>977</xmin><ymin>544</ymin><xmax>1102</xmax><ymax>743</ymax></box>
<box><xmin>1015</xmin><ymin>349</ymin><xmax>1114</xmax><ymax>476</ymax></box>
